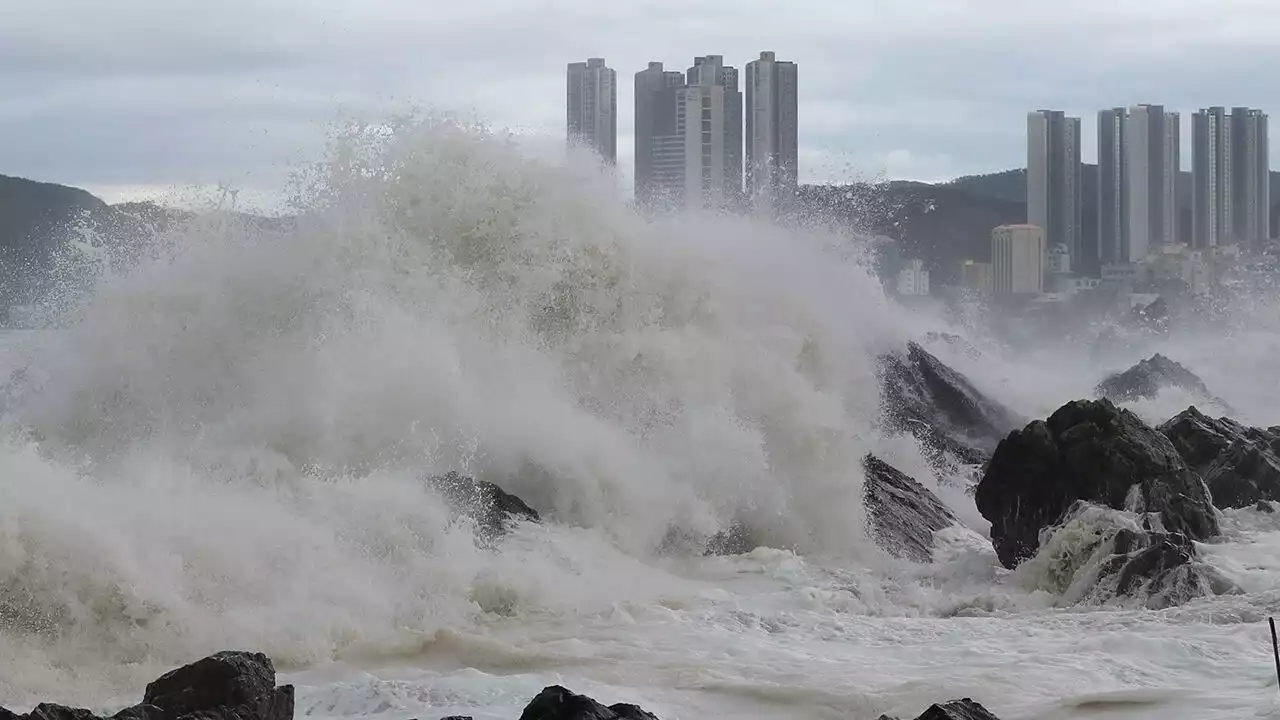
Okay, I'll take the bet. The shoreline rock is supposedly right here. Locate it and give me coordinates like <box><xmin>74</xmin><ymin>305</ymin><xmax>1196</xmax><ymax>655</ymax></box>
<box><xmin>1096</xmin><ymin>354</ymin><xmax>1229</xmax><ymax>411</ymax></box>
<box><xmin>0</xmin><ymin>651</ymin><xmax>292</xmax><ymax>720</ymax></box>
<box><xmin>1159</xmin><ymin>406</ymin><xmax>1280</xmax><ymax>509</ymax></box>
<box><xmin>426</xmin><ymin>471</ymin><xmax>540</xmax><ymax>542</ymax></box>
<box><xmin>877</xmin><ymin>341</ymin><xmax>1021</xmax><ymax>471</ymax></box>
<box><xmin>863</xmin><ymin>453</ymin><xmax>958</xmax><ymax>563</ymax></box>
<box><xmin>1</xmin><ymin>653</ymin><xmax>1008</xmax><ymax>720</ymax></box>
<box><xmin>976</xmin><ymin>398</ymin><xmax>1218</xmax><ymax>570</ymax></box>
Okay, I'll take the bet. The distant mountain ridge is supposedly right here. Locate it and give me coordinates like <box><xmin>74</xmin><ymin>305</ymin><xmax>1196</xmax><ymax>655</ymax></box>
<box><xmin>0</xmin><ymin>174</ymin><xmax>283</xmax><ymax>310</ymax></box>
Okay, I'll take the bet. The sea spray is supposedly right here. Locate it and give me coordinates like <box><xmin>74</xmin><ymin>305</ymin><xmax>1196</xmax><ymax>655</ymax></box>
<box><xmin>0</xmin><ymin>116</ymin><xmax>932</xmax><ymax>702</ymax></box>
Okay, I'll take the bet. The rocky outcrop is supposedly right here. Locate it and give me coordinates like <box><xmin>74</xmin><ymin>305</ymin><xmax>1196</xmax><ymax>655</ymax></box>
<box><xmin>1</xmin><ymin>651</ymin><xmax>293</xmax><ymax>720</ymax></box>
<box><xmin>877</xmin><ymin>342</ymin><xmax>1021</xmax><ymax>469</ymax></box>
<box><xmin>1159</xmin><ymin>407</ymin><xmax>1280</xmax><ymax>509</ymax></box>
<box><xmin>862</xmin><ymin>454</ymin><xmax>958</xmax><ymax>563</ymax></box>
<box><xmin>975</xmin><ymin>399</ymin><xmax>1218</xmax><ymax>571</ymax></box>
<box><xmin>1096</xmin><ymin>354</ymin><xmax>1228</xmax><ymax>410</ymax></box>
<box><xmin>1015</xmin><ymin>502</ymin><xmax>1227</xmax><ymax>610</ymax></box>
<box><xmin>877</xmin><ymin>697</ymin><xmax>1002</xmax><ymax>720</ymax></box>
<box><xmin>516</xmin><ymin>686</ymin><xmax>659</xmax><ymax>720</ymax></box>
<box><xmin>426</xmin><ymin>471</ymin><xmax>540</xmax><ymax>541</ymax></box>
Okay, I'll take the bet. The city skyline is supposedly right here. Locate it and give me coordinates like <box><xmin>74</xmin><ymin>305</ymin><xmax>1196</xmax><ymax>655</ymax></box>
<box><xmin>8</xmin><ymin>0</ymin><xmax>1280</xmax><ymax>210</ymax></box>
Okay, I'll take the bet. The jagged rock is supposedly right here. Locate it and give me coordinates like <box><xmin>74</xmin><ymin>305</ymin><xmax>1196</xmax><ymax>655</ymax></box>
<box><xmin>877</xmin><ymin>697</ymin><xmax>1003</xmax><ymax>720</ymax></box>
<box><xmin>703</xmin><ymin>522</ymin><xmax>756</xmax><ymax>556</ymax></box>
<box><xmin>1018</xmin><ymin>502</ymin><xmax>1228</xmax><ymax>609</ymax></box>
<box><xmin>1</xmin><ymin>651</ymin><xmax>293</xmax><ymax>720</ymax></box>
<box><xmin>862</xmin><ymin>454</ymin><xmax>957</xmax><ymax>563</ymax></box>
<box><xmin>976</xmin><ymin>399</ymin><xmax>1218</xmax><ymax>570</ymax></box>
<box><xmin>427</xmin><ymin>471</ymin><xmax>540</xmax><ymax>541</ymax></box>
<box><xmin>1096</xmin><ymin>354</ymin><xmax>1228</xmax><ymax>410</ymax></box>
<box><xmin>1159</xmin><ymin>406</ymin><xmax>1280</xmax><ymax>509</ymax></box>
<box><xmin>877</xmin><ymin>342</ymin><xmax>1021</xmax><ymax>470</ymax></box>
<box><xmin>518</xmin><ymin>686</ymin><xmax>659</xmax><ymax>720</ymax></box>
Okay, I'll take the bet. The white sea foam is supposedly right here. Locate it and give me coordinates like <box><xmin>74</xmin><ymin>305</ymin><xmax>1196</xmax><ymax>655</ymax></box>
<box><xmin>2</xmin><ymin>117</ymin><xmax>1279</xmax><ymax>719</ymax></box>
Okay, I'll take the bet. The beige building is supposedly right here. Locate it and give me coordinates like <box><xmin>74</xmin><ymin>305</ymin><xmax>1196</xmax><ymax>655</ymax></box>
<box><xmin>992</xmin><ymin>224</ymin><xmax>1046</xmax><ymax>295</ymax></box>
<box><xmin>745</xmin><ymin>51</ymin><xmax>798</xmax><ymax>213</ymax></box>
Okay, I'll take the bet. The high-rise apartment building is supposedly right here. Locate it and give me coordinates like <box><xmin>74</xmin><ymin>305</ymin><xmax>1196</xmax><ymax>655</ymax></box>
<box><xmin>634</xmin><ymin>55</ymin><xmax>743</xmax><ymax>211</ymax></box>
<box><xmin>684</xmin><ymin>55</ymin><xmax>743</xmax><ymax>209</ymax></box>
<box><xmin>1125</xmin><ymin>104</ymin><xmax>1180</xmax><ymax>261</ymax></box>
<box><xmin>634</xmin><ymin>61</ymin><xmax>687</xmax><ymax>207</ymax></box>
<box><xmin>1097</xmin><ymin>108</ymin><xmax>1128</xmax><ymax>267</ymax></box>
<box><xmin>566</xmin><ymin>58</ymin><xmax>617</xmax><ymax>163</ymax></box>
<box><xmin>992</xmin><ymin>224</ymin><xmax>1046</xmax><ymax>295</ymax></box>
<box><xmin>744</xmin><ymin>51</ymin><xmax>798</xmax><ymax>213</ymax></box>
<box><xmin>1191</xmin><ymin>106</ymin><xmax>1270</xmax><ymax>252</ymax></box>
<box><xmin>1231</xmin><ymin>107</ymin><xmax>1270</xmax><ymax>250</ymax></box>
<box><xmin>1027</xmin><ymin>110</ymin><xmax>1083</xmax><ymax>270</ymax></box>
<box><xmin>1192</xmin><ymin>106</ymin><xmax>1231</xmax><ymax>250</ymax></box>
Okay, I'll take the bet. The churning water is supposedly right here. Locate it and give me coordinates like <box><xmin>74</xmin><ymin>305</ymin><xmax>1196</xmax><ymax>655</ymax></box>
<box><xmin>2</xmin><ymin>118</ymin><xmax>1280</xmax><ymax>719</ymax></box>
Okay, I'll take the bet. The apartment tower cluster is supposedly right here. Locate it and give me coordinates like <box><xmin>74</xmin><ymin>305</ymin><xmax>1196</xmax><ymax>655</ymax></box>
<box><xmin>1026</xmin><ymin>106</ymin><xmax>1269</xmax><ymax>272</ymax></box>
<box><xmin>567</xmin><ymin>53</ymin><xmax>798</xmax><ymax>213</ymax></box>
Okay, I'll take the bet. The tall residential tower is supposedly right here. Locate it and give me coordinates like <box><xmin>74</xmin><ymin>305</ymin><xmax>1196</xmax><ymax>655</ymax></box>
<box><xmin>744</xmin><ymin>51</ymin><xmax>799</xmax><ymax>213</ymax></box>
<box><xmin>566</xmin><ymin>58</ymin><xmax>617</xmax><ymax>163</ymax></box>
<box><xmin>1231</xmin><ymin>107</ymin><xmax>1270</xmax><ymax>250</ymax></box>
<box><xmin>1125</xmin><ymin>104</ymin><xmax>1180</xmax><ymax>260</ymax></box>
<box><xmin>1027</xmin><ymin>110</ymin><xmax>1083</xmax><ymax>269</ymax></box>
<box><xmin>1097</xmin><ymin>108</ymin><xmax>1128</xmax><ymax>267</ymax></box>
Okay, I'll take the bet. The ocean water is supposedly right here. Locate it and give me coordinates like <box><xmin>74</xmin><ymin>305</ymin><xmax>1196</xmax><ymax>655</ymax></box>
<box><xmin>3</xmin><ymin>118</ymin><xmax>1280</xmax><ymax>720</ymax></box>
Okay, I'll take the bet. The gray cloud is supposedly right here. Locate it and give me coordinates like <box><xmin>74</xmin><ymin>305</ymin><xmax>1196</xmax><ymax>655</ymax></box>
<box><xmin>3</xmin><ymin>0</ymin><xmax>1280</xmax><ymax>208</ymax></box>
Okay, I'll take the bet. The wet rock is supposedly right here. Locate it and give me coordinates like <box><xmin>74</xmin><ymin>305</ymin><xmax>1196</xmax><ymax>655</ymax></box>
<box><xmin>702</xmin><ymin>522</ymin><xmax>756</xmax><ymax>556</ymax></box>
<box><xmin>1019</xmin><ymin>502</ymin><xmax>1228</xmax><ymax>609</ymax></box>
<box><xmin>1159</xmin><ymin>406</ymin><xmax>1280</xmax><ymax>509</ymax></box>
<box><xmin>518</xmin><ymin>686</ymin><xmax>659</xmax><ymax>720</ymax></box>
<box><xmin>975</xmin><ymin>399</ymin><xmax>1218</xmax><ymax>570</ymax></box>
<box><xmin>878</xmin><ymin>697</ymin><xmax>1003</xmax><ymax>720</ymax></box>
<box><xmin>877</xmin><ymin>342</ymin><xmax>1022</xmax><ymax>470</ymax></box>
<box><xmin>1</xmin><ymin>651</ymin><xmax>293</xmax><ymax>720</ymax></box>
<box><xmin>427</xmin><ymin>471</ymin><xmax>540</xmax><ymax>541</ymax></box>
<box><xmin>1096</xmin><ymin>354</ymin><xmax>1228</xmax><ymax>410</ymax></box>
<box><xmin>862</xmin><ymin>454</ymin><xmax>957</xmax><ymax>563</ymax></box>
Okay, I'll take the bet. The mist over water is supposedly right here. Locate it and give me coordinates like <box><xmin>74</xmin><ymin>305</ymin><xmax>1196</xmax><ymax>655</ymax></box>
<box><xmin>3</xmin><ymin>117</ymin><xmax>1280</xmax><ymax>719</ymax></box>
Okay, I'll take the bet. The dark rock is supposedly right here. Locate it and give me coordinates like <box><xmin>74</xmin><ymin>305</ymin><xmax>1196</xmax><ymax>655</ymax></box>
<box><xmin>427</xmin><ymin>471</ymin><xmax>540</xmax><ymax>541</ymax></box>
<box><xmin>976</xmin><ymin>399</ymin><xmax>1219</xmax><ymax>570</ymax></box>
<box><xmin>914</xmin><ymin>698</ymin><xmax>1002</xmax><ymax>720</ymax></box>
<box><xmin>702</xmin><ymin>522</ymin><xmax>756</xmax><ymax>556</ymax></box>
<box><xmin>437</xmin><ymin>717</ymin><xmax>474</xmax><ymax>720</ymax></box>
<box><xmin>862</xmin><ymin>454</ymin><xmax>957</xmax><ymax>563</ymax></box>
<box><xmin>518</xmin><ymin>686</ymin><xmax>659</xmax><ymax>720</ymax></box>
<box><xmin>877</xmin><ymin>697</ymin><xmax>1003</xmax><ymax>720</ymax></box>
<box><xmin>1025</xmin><ymin>502</ymin><xmax>1222</xmax><ymax>609</ymax></box>
<box><xmin>1096</xmin><ymin>354</ymin><xmax>1228</xmax><ymax>410</ymax></box>
<box><xmin>877</xmin><ymin>342</ymin><xmax>1022</xmax><ymax>470</ymax></box>
<box><xmin>1</xmin><ymin>651</ymin><xmax>293</xmax><ymax>720</ymax></box>
<box><xmin>1159</xmin><ymin>407</ymin><xmax>1280</xmax><ymax>509</ymax></box>
<box><xmin>1257</xmin><ymin>501</ymin><xmax>1275</xmax><ymax>513</ymax></box>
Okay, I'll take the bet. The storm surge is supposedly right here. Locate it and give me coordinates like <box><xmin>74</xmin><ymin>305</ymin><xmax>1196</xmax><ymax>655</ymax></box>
<box><xmin>0</xmin><ymin>117</ymin><xmax>932</xmax><ymax>702</ymax></box>
<box><xmin>4</xmin><ymin>118</ymin><xmax>1280</xmax><ymax>720</ymax></box>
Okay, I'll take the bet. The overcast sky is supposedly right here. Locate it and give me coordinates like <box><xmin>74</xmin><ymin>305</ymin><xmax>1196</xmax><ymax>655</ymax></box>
<box><xmin>4</xmin><ymin>0</ymin><xmax>1280</xmax><ymax>211</ymax></box>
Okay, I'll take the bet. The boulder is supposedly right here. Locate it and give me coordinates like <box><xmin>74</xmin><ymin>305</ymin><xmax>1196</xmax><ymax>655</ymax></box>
<box><xmin>1016</xmin><ymin>502</ymin><xmax>1227</xmax><ymax>609</ymax></box>
<box><xmin>878</xmin><ymin>697</ymin><xmax>1003</xmax><ymax>720</ymax></box>
<box><xmin>427</xmin><ymin>471</ymin><xmax>540</xmax><ymax>541</ymax></box>
<box><xmin>1159</xmin><ymin>407</ymin><xmax>1280</xmax><ymax>509</ymax></box>
<box><xmin>862</xmin><ymin>454</ymin><xmax>958</xmax><ymax>563</ymax></box>
<box><xmin>1095</xmin><ymin>354</ymin><xmax>1228</xmax><ymax>410</ymax></box>
<box><xmin>518</xmin><ymin>686</ymin><xmax>659</xmax><ymax>720</ymax></box>
<box><xmin>877</xmin><ymin>342</ymin><xmax>1022</xmax><ymax>470</ymax></box>
<box><xmin>975</xmin><ymin>399</ymin><xmax>1218</xmax><ymax>570</ymax></box>
<box><xmin>1</xmin><ymin>651</ymin><xmax>293</xmax><ymax>720</ymax></box>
